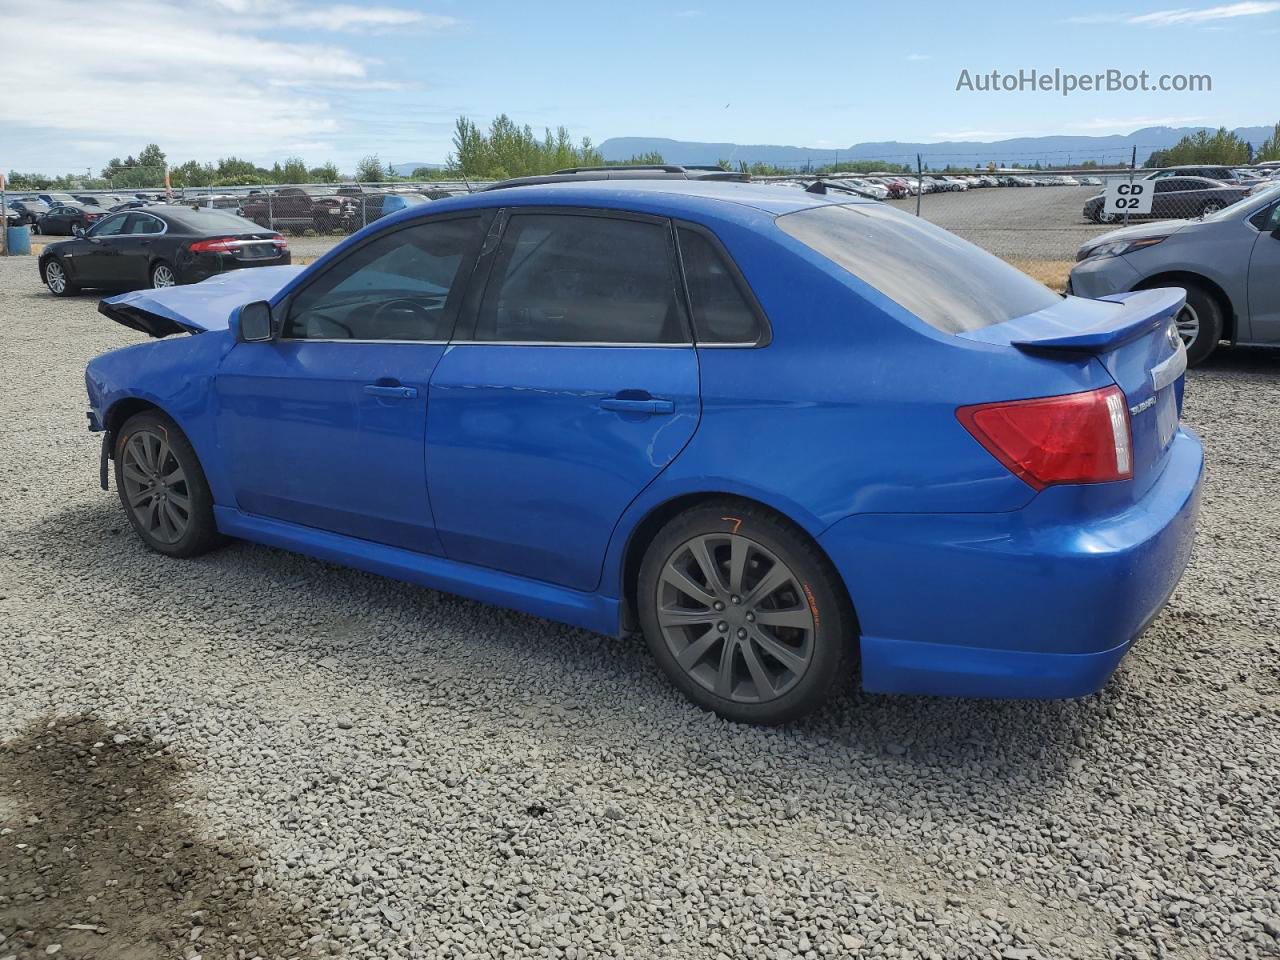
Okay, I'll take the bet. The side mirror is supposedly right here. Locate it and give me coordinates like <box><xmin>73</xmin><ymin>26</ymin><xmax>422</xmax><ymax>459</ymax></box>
<box><xmin>237</xmin><ymin>301</ymin><xmax>275</xmax><ymax>342</ymax></box>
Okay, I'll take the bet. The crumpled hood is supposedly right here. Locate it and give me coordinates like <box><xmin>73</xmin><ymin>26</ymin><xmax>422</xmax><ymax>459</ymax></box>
<box><xmin>98</xmin><ymin>265</ymin><xmax>305</xmax><ymax>338</ymax></box>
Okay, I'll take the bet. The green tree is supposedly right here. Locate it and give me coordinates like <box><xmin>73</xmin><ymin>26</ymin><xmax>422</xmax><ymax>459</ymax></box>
<box><xmin>215</xmin><ymin>157</ymin><xmax>261</xmax><ymax>182</ymax></box>
<box><xmin>1257</xmin><ymin>122</ymin><xmax>1280</xmax><ymax>162</ymax></box>
<box><xmin>168</xmin><ymin>160</ymin><xmax>215</xmax><ymax>188</ymax></box>
<box><xmin>279</xmin><ymin>156</ymin><xmax>309</xmax><ymax>183</ymax></box>
<box><xmin>309</xmin><ymin>162</ymin><xmax>340</xmax><ymax>182</ymax></box>
<box><xmin>446</xmin><ymin>115</ymin><xmax>604</xmax><ymax>179</ymax></box>
<box><xmin>1160</xmin><ymin>127</ymin><xmax>1250</xmax><ymax>166</ymax></box>
<box><xmin>356</xmin><ymin>154</ymin><xmax>386</xmax><ymax>182</ymax></box>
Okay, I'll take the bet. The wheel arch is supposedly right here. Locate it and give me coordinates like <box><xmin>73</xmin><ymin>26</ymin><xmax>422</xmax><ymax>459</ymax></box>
<box><xmin>1132</xmin><ymin>271</ymin><xmax>1236</xmax><ymax>341</ymax></box>
<box><xmin>103</xmin><ymin>396</ymin><xmax>166</xmax><ymax>451</ymax></box>
<box><xmin>615</xmin><ymin>491</ymin><xmax>853</xmax><ymax>634</ymax></box>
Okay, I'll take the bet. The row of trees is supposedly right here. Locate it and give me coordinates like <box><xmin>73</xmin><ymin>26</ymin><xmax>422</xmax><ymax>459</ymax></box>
<box><xmin>1146</xmin><ymin>124</ymin><xmax>1280</xmax><ymax>167</ymax></box>
<box><xmin>8</xmin><ymin>120</ymin><xmax>1280</xmax><ymax>193</ymax></box>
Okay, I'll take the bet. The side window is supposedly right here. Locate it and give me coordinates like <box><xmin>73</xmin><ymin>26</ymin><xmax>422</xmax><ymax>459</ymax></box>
<box><xmin>1251</xmin><ymin>202</ymin><xmax>1280</xmax><ymax>231</ymax></box>
<box><xmin>677</xmin><ymin>227</ymin><xmax>765</xmax><ymax>344</ymax></box>
<box><xmin>474</xmin><ymin>213</ymin><xmax>687</xmax><ymax>343</ymax></box>
<box><xmin>284</xmin><ymin>217</ymin><xmax>480</xmax><ymax>341</ymax></box>
<box><xmin>127</xmin><ymin>214</ymin><xmax>164</xmax><ymax>235</ymax></box>
<box><xmin>90</xmin><ymin>214</ymin><xmax>130</xmax><ymax>237</ymax></box>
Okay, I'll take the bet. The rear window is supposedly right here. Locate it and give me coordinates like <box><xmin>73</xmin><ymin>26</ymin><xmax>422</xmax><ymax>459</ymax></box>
<box><xmin>776</xmin><ymin>203</ymin><xmax>1060</xmax><ymax>333</ymax></box>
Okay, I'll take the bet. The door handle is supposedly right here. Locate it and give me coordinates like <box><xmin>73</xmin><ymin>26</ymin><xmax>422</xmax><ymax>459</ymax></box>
<box><xmin>600</xmin><ymin>397</ymin><xmax>675</xmax><ymax>415</ymax></box>
<box><xmin>363</xmin><ymin>384</ymin><xmax>418</xmax><ymax>399</ymax></box>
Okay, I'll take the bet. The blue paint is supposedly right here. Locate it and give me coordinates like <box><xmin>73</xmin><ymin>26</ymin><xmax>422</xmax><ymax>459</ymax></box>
<box><xmin>86</xmin><ymin>181</ymin><xmax>1204</xmax><ymax>701</ymax></box>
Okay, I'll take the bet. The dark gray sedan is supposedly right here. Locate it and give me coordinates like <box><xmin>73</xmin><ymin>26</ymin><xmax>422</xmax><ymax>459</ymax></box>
<box><xmin>1084</xmin><ymin>177</ymin><xmax>1251</xmax><ymax>225</ymax></box>
<box><xmin>1070</xmin><ymin>185</ymin><xmax>1280</xmax><ymax>364</ymax></box>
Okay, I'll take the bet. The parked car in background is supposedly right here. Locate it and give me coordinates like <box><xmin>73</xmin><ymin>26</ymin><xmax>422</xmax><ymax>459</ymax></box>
<box><xmin>352</xmin><ymin>191</ymin><xmax>431</xmax><ymax>225</ymax></box>
<box><xmin>82</xmin><ymin>178</ymin><xmax>1200</xmax><ymax>725</ymax></box>
<box><xmin>110</xmin><ymin>199</ymin><xmax>160</xmax><ymax>212</ymax></box>
<box><xmin>34</xmin><ymin>203</ymin><xmax>108</xmax><ymax>236</ymax></box>
<box><xmin>1145</xmin><ymin>165</ymin><xmax>1243</xmax><ymax>186</ymax></box>
<box><xmin>7</xmin><ymin>198</ymin><xmax>49</xmax><ymax>225</ymax></box>
<box><xmin>241</xmin><ymin>186</ymin><xmax>355</xmax><ymax>233</ymax></box>
<box><xmin>39</xmin><ymin>206</ymin><xmax>289</xmax><ymax>296</ymax></box>
<box><xmin>3</xmin><ymin>206</ymin><xmax>19</xmax><ymax>228</ymax></box>
<box><xmin>36</xmin><ymin>192</ymin><xmax>77</xmax><ymax>207</ymax></box>
<box><xmin>74</xmin><ymin>194</ymin><xmax>127</xmax><ymax>208</ymax></box>
<box><xmin>1071</xmin><ymin>184</ymin><xmax>1280</xmax><ymax>364</ymax></box>
<box><xmin>1084</xmin><ymin>177</ymin><xmax>1250</xmax><ymax>224</ymax></box>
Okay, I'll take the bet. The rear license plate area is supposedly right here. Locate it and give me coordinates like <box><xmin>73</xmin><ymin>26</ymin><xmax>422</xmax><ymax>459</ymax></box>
<box><xmin>237</xmin><ymin>245</ymin><xmax>276</xmax><ymax>260</ymax></box>
<box><xmin>1155</xmin><ymin>385</ymin><xmax>1178</xmax><ymax>452</ymax></box>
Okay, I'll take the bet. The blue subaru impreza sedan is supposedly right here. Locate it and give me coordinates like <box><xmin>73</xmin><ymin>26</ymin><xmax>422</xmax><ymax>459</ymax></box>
<box><xmin>84</xmin><ymin>178</ymin><xmax>1203</xmax><ymax>724</ymax></box>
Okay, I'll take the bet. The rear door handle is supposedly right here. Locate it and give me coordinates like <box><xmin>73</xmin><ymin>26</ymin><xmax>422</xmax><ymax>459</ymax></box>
<box><xmin>364</xmin><ymin>384</ymin><xmax>418</xmax><ymax>399</ymax></box>
<box><xmin>600</xmin><ymin>397</ymin><xmax>675</xmax><ymax>415</ymax></box>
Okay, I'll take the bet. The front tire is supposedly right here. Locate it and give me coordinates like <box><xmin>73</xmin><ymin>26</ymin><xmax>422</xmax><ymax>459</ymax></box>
<box><xmin>114</xmin><ymin>410</ymin><xmax>222</xmax><ymax>558</ymax></box>
<box><xmin>42</xmin><ymin>258</ymin><xmax>78</xmax><ymax>296</ymax></box>
<box><xmin>637</xmin><ymin>501</ymin><xmax>856</xmax><ymax>725</ymax></box>
<box><xmin>1175</xmin><ymin>283</ymin><xmax>1225</xmax><ymax>366</ymax></box>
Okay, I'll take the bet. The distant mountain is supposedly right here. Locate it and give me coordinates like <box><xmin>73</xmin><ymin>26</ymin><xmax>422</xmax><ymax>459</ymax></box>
<box><xmin>600</xmin><ymin>126</ymin><xmax>1274</xmax><ymax>169</ymax></box>
<box><xmin>391</xmin><ymin>161</ymin><xmax>446</xmax><ymax>176</ymax></box>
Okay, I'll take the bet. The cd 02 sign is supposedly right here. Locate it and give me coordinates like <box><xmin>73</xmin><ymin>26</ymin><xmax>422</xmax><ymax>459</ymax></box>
<box><xmin>1104</xmin><ymin>180</ymin><xmax>1154</xmax><ymax>216</ymax></box>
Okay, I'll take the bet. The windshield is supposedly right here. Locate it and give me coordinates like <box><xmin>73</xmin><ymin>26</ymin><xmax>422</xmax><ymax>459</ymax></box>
<box><xmin>777</xmin><ymin>202</ymin><xmax>1061</xmax><ymax>334</ymax></box>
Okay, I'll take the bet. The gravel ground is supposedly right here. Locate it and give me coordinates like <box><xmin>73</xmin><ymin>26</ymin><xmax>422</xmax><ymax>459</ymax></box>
<box><xmin>1</xmin><ymin>253</ymin><xmax>1278</xmax><ymax>960</ymax></box>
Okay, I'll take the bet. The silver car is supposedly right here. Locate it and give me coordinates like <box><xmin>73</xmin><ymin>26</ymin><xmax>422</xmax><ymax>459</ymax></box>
<box><xmin>1069</xmin><ymin>184</ymin><xmax>1280</xmax><ymax>364</ymax></box>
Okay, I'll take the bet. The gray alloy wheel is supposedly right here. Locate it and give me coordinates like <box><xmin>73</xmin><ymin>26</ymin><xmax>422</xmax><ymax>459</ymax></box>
<box><xmin>120</xmin><ymin>429</ymin><xmax>192</xmax><ymax>545</ymax></box>
<box><xmin>151</xmin><ymin>262</ymin><xmax>176</xmax><ymax>288</ymax></box>
<box><xmin>1097</xmin><ymin>207</ymin><xmax>1118</xmax><ymax>224</ymax></box>
<box><xmin>44</xmin><ymin>260</ymin><xmax>69</xmax><ymax>295</ymax></box>
<box><xmin>656</xmin><ymin>533</ymin><xmax>816</xmax><ymax>704</ymax></box>
<box><xmin>1176</xmin><ymin>303</ymin><xmax>1201</xmax><ymax>348</ymax></box>
<box><xmin>1200</xmin><ymin>200</ymin><xmax>1224</xmax><ymax>217</ymax></box>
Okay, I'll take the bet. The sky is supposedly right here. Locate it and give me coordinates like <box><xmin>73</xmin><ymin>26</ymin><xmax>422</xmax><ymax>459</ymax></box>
<box><xmin>0</xmin><ymin>0</ymin><xmax>1273</xmax><ymax>175</ymax></box>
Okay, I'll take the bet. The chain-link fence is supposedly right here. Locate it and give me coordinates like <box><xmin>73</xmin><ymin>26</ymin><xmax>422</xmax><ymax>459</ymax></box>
<box><xmin>6</xmin><ymin>167</ymin><xmax>1278</xmax><ymax>284</ymax></box>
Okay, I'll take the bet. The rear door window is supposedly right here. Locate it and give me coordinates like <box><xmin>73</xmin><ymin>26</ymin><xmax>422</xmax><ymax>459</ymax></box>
<box><xmin>676</xmin><ymin>226</ymin><xmax>765</xmax><ymax>344</ymax></box>
<box><xmin>473</xmin><ymin>213</ymin><xmax>688</xmax><ymax>343</ymax></box>
<box><xmin>776</xmin><ymin>202</ymin><xmax>1060</xmax><ymax>334</ymax></box>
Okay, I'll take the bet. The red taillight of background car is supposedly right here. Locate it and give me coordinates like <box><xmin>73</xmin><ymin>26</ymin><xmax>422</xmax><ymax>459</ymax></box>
<box><xmin>188</xmin><ymin>236</ymin><xmax>242</xmax><ymax>254</ymax></box>
<box><xmin>956</xmin><ymin>385</ymin><xmax>1133</xmax><ymax>490</ymax></box>
<box><xmin>271</xmin><ymin>234</ymin><xmax>288</xmax><ymax>249</ymax></box>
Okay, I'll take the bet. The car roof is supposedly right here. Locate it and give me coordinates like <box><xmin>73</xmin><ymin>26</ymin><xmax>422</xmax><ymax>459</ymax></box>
<box><xmin>421</xmin><ymin>179</ymin><xmax>865</xmax><ymax>219</ymax></box>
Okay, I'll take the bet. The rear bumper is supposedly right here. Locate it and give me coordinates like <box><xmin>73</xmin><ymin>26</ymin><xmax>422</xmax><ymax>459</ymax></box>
<box><xmin>179</xmin><ymin>250</ymin><xmax>292</xmax><ymax>283</ymax></box>
<box><xmin>820</xmin><ymin>428</ymin><xmax>1203</xmax><ymax>698</ymax></box>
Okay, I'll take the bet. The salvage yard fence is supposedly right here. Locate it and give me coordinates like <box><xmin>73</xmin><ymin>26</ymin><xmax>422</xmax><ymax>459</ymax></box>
<box><xmin>7</xmin><ymin>166</ymin><xmax>1277</xmax><ymax>292</ymax></box>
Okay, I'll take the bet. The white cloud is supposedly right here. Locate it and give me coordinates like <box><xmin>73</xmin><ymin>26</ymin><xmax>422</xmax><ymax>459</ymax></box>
<box><xmin>0</xmin><ymin>0</ymin><xmax>456</xmax><ymax>168</ymax></box>
<box><xmin>207</xmin><ymin>0</ymin><xmax>455</xmax><ymax>32</ymax></box>
<box><xmin>906</xmin><ymin>53</ymin><xmax>931</xmax><ymax>61</ymax></box>
<box><xmin>1128</xmin><ymin>1</ymin><xmax>1280</xmax><ymax>23</ymax></box>
<box><xmin>1068</xmin><ymin>116</ymin><xmax>1208</xmax><ymax>130</ymax></box>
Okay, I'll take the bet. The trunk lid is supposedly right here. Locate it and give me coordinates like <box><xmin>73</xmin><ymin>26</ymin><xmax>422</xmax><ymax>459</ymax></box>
<box><xmin>98</xmin><ymin>265</ymin><xmax>304</xmax><ymax>338</ymax></box>
<box><xmin>960</xmin><ymin>289</ymin><xmax>1188</xmax><ymax>498</ymax></box>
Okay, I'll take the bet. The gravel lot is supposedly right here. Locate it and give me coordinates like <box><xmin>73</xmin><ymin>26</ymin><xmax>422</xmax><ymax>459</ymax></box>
<box><xmin>1</xmin><ymin>253</ymin><xmax>1278</xmax><ymax>960</ymax></box>
<box><xmin>887</xmin><ymin>185</ymin><xmax>1104</xmax><ymax>262</ymax></box>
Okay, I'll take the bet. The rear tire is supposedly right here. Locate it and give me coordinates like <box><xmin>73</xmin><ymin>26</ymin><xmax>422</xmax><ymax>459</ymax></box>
<box><xmin>637</xmin><ymin>501</ymin><xmax>856</xmax><ymax>725</ymax></box>
<box><xmin>1200</xmin><ymin>200</ymin><xmax>1224</xmax><ymax>217</ymax></box>
<box><xmin>1175</xmin><ymin>283</ymin><xmax>1224</xmax><ymax>366</ymax></box>
<box><xmin>150</xmin><ymin>260</ymin><xmax>177</xmax><ymax>288</ymax></box>
<box><xmin>114</xmin><ymin>410</ymin><xmax>223</xmax><ymax>558</ymax></box>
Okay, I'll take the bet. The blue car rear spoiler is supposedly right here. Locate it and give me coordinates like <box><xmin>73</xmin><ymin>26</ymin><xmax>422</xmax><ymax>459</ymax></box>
<box><xmin>958</xmin><ymin>288</ymin><xmax>1185</xmax><ymax>355</ymax></box>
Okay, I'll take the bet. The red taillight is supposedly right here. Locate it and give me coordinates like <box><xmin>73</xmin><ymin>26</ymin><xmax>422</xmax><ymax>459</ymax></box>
<box><xmin>956</xmin><ymin>386</ymin><xmax>1132</xmax><ymax>490</ymax></box>
<box><xmin>188</xmin><ymin>236</ymin><xmax>241</xmax><ymax>254</ymax></box>
<box><xmin>271</xmin><ymin>234</ymin><xmax>288</xmax><ymax>249</ymax></box>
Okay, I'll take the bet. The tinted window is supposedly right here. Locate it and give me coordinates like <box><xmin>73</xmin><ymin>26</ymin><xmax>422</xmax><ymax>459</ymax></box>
<box><xmin>127</xmin><ymin>214</ymin><xmax>164</xmax><ymax>235</ymax></box>
<box><xmin>475</xmin><ymin>214</ymin><xmax>686</xmax><ymax>343</ymax></box>
<box><xmin>1251</xmin><ymin>201</ymin><xmax>1280</xmax><ymax>231</ymax></box>
<box><xmin>777</xmin><ymin>203</ymin><xmax>1060</xmax><ymax>334</ymax></box>
<box><xmin>677</xmin><ymin>227</ymin><xmax>763</xmax><ymax>344</ymax></box>
<box><xmin>89</xmin><ymin>214</ymin><xmax>130</xmax><ymax>237</ymax></box>
<box><xmin>284</xmin><ymin>217</ymin><xmax>480</xmax><ymax>341</ymax></box>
